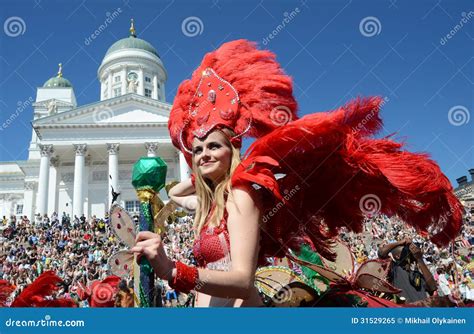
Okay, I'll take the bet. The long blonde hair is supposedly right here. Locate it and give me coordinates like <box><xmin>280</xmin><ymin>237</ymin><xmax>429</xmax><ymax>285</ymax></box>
<box><xmin>192</xmin><ymin>129</ymin><xmax>241</xmax><ymax>234</ymax></box>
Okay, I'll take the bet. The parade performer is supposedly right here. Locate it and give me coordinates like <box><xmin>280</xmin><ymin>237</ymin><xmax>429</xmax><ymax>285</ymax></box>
<box><xmin>130</xmin><ymin>39</ymin><xmax>463</xmax><ymax>307</ymax></box>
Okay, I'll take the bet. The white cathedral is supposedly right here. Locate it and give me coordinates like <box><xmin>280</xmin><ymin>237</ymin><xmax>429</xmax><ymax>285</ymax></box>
<box><xmin>0</xmin><ymin>21</ymin><xmax>190</xmax><ymax>220</ymax></box>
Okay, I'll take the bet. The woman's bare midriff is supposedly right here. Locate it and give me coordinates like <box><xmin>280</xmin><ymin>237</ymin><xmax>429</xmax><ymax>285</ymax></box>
<box><xmin>194</xmin><ymin>286</ymin><xmax>264</xmax><ymax>307</ymax></box>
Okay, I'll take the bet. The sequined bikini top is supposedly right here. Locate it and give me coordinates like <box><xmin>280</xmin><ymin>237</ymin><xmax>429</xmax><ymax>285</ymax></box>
<box><xmin>192</xmin><ymin>207</ymin><xmax>231</xmax><ymax>272</ymax></box>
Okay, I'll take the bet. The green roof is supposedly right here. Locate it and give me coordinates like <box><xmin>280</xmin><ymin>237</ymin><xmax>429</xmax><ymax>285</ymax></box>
<box><xmin>105</xmin><ymin>36</ymin><xmax>159</xmax><ymax>57</ymax></box>
<box><xmin>43</xmin><ymin>76</ymin><xmax>73</xmax><ymax>88</ymax></box>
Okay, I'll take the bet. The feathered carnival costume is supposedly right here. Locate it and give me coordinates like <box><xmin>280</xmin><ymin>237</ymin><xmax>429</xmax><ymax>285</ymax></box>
<box><xmin>168</xmin><ymin>40</ymin><xmax>463</xmax><ymax>306</ymax></box>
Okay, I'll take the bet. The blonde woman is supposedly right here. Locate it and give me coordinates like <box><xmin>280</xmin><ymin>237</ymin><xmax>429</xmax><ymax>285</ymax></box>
<box><xmin>131</xmin><ymin>40</ymin><xmax>462</xmax><ymax>307</ymax></box>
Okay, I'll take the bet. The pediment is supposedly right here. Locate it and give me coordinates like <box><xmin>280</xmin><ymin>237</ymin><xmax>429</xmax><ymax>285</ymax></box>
<box><xmin>33</xmin><ymin>94</ymin><xmax>171</xmax><ymax>126</ymax></box>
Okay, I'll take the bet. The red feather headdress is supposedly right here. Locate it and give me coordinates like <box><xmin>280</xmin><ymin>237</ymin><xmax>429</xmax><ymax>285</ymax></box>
<box><xmin>169</xmin><ymin>39</ymin><xmax>297</xmax><ymax>165</ymax></box>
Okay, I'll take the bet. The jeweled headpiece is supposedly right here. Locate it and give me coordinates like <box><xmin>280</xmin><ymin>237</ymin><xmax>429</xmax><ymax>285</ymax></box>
<box><xmin>169</xmin><ymin>39</ymin><xmax>298</xmax><ymax>166</ymax></box>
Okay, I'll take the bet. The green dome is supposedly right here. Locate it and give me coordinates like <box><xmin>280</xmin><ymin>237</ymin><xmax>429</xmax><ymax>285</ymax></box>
<box><xmin>105</xmin><ymin>36</ymin><xmax>159</xmax><ymax>57</ymax></box>
<box><xmin>43</xmin><ymin>76</ymin><xmax>73</xmax><ymax>88</ymax></box>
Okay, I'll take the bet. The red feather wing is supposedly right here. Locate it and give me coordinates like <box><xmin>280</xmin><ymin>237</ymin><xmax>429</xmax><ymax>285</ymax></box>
<box><xmin>235</xmin><ymin>96</ymin><xmax>462</xmax><ymax>260</ymax></box>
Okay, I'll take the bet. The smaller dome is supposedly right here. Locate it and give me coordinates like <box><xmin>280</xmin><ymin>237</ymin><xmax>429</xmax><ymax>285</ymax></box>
<box><xmin>43</xmin><ymin>76</ymin><xmax>73</xmax><ymax>88</ymax></box>
<box><xmin>43</xmin><ymin>63</ymin><xmax>73</xmax><ymax>88</ymax></box>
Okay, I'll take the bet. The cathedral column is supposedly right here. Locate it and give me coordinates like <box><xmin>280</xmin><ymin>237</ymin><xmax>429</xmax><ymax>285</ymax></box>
<box><xmin>107</xmin><ymin>143</ymin><xmax>120</xmax><ymax>208</ymax></box>
<box><xmin>152</xmin><ymin>74</ymin><xmax>158</xmax><ymax>99</ymax></box>
<box><xmin>47</xmin><ymin>157</ymin><xmax>59</xmax><ymax>215</ymax></box>
<box><xmin>178</xmin><ymin>151</ymin><xmax>191</xmax><ymax>181</ymax></box>
<box><xmin>72</xmin><ymin>144</ymin><xmax>87</xmax><ymax>218</ymax></box>
<box><xmin>107</xmin><ymin>71</ymin><xmax>112</xmax><ymax>98</ymax></box>
<box><xmin>83</xmin><ymin>155</ymin><xmax>91</xmax><ymax>217</ymax></box>
<box><xmin>36</xmin><ymin>144</ymin><xmax>53</xmax><ymax>215</ymax></box>
<box><xmin>24</xmin><ymin>181</ymin><xmax>36</xmax><ymax>220</ymax></box>
<box><xmin>138</xmin><ymin>67</ymin><xmax>145</xmax><ymax>96</ymax></box>
<box><xmin>121</xmin><ymin>66</ymin><xmax>127</xmax><ymax>95</ymax></box>
<box><xmin>145</xmin><ymin>142</ymin><xmax>159</xmax><ymax>157</ymax></box>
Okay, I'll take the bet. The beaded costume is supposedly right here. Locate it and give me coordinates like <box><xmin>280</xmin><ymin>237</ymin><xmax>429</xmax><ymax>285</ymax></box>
<box><xmin>192</xmin><ymin>207</ymin><xmax>231</xmax><ymax>272</ymax></box>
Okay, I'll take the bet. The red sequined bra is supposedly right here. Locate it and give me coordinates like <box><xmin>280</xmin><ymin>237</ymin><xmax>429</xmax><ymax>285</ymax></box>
<box><xmin>193</xmin><ymin>208</ymin><xmax>232</xmax><ymax>271</ymax></box>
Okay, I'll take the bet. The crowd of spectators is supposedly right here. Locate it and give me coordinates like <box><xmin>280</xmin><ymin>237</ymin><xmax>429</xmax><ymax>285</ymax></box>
<box><xmin>1</xmin><ymin>209</ymin><xmax>473</xmax><ymax>306</ymax></box>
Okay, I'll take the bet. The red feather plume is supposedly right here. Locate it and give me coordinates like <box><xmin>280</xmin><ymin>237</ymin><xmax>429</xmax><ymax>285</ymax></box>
<box><xmin>169</xmin><ymin>39</ymin><xmax>298</xmax><ymax>164</ymax></box>
<box><xmin>233</xmin><ymin>96</ymin><xmax>463</xmax><ymax>260</ymax></box>
<box><xmin>10</xmin><ymin>271</ymin><xmax>76</xmax><ymax>307</ymax></box>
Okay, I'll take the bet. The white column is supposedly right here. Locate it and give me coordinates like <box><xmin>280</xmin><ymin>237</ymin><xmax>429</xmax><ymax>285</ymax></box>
<box><xmin>47</xmin><ymin>157</ymin><xmax>59</xmax><ymax>215</ymax></box>
<box><xmin>107</xmin><ymin>143</ymin><xmax>120</xmax><ymax>208</ymax></box>
<box><xmin>83</xmin><ymin>155</ymin><xmax>90</xmax><ymax>218</ymax></box>
<box><xmin>121</xmin><ymin>66</ymin><xmax>127</xmax><ymax>95</ymax></box>
<box><xmin>152</xmin><ymin>74</ymin><xmax>158</xmax><ymax>100</ymax></box>
<box><xmin>36</xmin><ymin>144</ymin><xmax>53</xmax><ymax>215</ymax></box>
<box><xmin>72</xmin><ymin>144</ymin><xmax>87</xmax><ymax>218</ymax></box>
<box><xmin>24</xmin><ymin>182</ymin><xmax>36</xmax><ymax>220</ymax></box>
<box><xmin>138</xmin><ymin>67</ymin><xmax>144</xmax><ymax>96</ymax></box>
<box><xmin>145</xmin><ymin>142</ymin><xmax>159</xmax><ymax>157</ymax></box>
<box><xmin>100</xmin><ymin>77</ymin><xmax>105</xmax><ymax>101</ymax></box>
<box><xmin>178</xmin><ymin>151</ymin><xmax>191</xmax><ymax>181</ymax></box>
<box><xmin>161</xmin><ymin>80</ymin><xmax>166</xmax><ymax>101</ymax></box>
<box><xmin>107</xmin><ymin>71</ymin><xmax>112</xmax><ymax>99</ymax></box>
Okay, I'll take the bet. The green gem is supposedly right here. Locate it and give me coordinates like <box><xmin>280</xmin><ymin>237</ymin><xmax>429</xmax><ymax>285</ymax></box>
<box><xmin>132</xmin><ymin>157</ymin><xmax>167</xmax><ymax>192</ymax></box>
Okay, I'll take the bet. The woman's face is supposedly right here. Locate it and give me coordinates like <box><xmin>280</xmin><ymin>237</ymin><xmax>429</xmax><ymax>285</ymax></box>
<box><xmin>192</xmin><ymin>131</ymin><xmax>232</xmax><ymax>184</ymax></box>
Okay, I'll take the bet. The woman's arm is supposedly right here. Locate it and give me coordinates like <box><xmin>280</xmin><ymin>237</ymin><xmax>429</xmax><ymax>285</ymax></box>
<box><xmin>168</xmin><ymin>178</ymin><xmax>198</xmax><ymax>212</ymax></box>
<box><xmin>131</xmin><ymin>186</ymin><xmax>261</xmax><ymax>300</ymax></box>
<box><xmin>409</xmin><ymin>243</ymin><xmax>437</xmax><ymax>293</ymax></box>
<box><xmin>377</xmin><ymin>238</ymin><xmax>410</xmax><ymax>259</ymax></box>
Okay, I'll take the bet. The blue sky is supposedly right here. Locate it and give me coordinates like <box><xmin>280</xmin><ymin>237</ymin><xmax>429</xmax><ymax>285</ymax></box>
<box><xmin>0</xmin><ymin>0</ymin><xmax>472</xmax><ymax>186</ymax></box>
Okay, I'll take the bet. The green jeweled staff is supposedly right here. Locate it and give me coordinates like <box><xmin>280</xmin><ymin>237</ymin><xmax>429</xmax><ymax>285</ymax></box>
<box><xmin>131</xmin><ymin>157</ymin><xmax>168</xmax><ymax>307</ymax></box>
